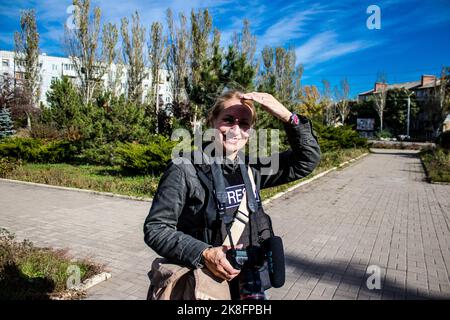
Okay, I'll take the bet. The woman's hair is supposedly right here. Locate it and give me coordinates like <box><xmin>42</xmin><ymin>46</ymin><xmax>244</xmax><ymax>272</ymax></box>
<box><xmin>207</xmin><ymin>89</ymin><xmax>257</xmax><ymax>127</ymax></box>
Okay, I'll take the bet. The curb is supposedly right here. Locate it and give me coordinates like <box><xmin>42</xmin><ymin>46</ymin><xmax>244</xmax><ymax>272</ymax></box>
<box><xmin>51</xmin><ymin>272</ymin><xmax>112</xmax><ymax>300</ymax></box>
<box><xmin>0</xmin><ymin>178</ymin><xmax>152</xmax><ymax>202</ymax></box>
<box><xmin>1</xmin><ymin>152</ymin><xmax>369</xmax><ymax>204</ymax></box>
<box><xmin>262</xmin><ymin>152</ymin><xmax>369</xmax><ymax>206</ymax></box>
<box><xmin>73</xmin><ymin>272</ymin><xmax>112</xmax><ymax>291</ymax></box>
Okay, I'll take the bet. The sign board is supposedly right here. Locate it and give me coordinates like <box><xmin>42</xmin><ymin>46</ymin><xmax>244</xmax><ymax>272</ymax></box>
<box><xmin>357</xmin><ymin>118</ymin><xmax>375</xmax><ymax>131</ymax></box>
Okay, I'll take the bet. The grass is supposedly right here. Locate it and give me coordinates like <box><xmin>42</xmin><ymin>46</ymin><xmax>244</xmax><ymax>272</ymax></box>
<box><xmin>1</xmin><ymin>162</ymin><xmax>160</xmax><ymax>199</ymax></box>
<box><xmin>420</xmin><ymin>147</ymin><xmax>450</xmax><ymax>183</ymax></box>
<box><xmin>0</xmin><ymin>228</ymin><xmax>103</xmax><ymax>300</ymax></box>
<box><xmin>1</xmin><ymin>148</ymin><xmax>368</xmax><ymax>200</ymax></box>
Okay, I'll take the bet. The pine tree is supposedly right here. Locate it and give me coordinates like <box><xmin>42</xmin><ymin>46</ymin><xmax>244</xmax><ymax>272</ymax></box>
<box><xmin>223</xmin><ymin>45</ymin><xmax>255</xmax><ymax>91</ymax></box>
<box><xmin>0</xmin><ymin>107</ymin><xmax>15</xmax><ymax>138</ymax></box>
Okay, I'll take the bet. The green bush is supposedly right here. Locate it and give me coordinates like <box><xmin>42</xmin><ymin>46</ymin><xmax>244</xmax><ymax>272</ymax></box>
<box><xmin>75</xmin><ymin>143</ymin><xmax>117</xmax><ymax>166</ymax></box>
<box><xmin>375</xmin><ymin>129</ymin><xmax>393</xmax><ymax>139</ymax></box>
<box><xmin>313</xmin><ymin>123</ymin><xmax>368</xmax><ymax>153</ymax></box>
<box><xmin>0</xmin><ymin>137</ymin><xmax>77</xmax><ymax>164</ymax></box>
<box><xmin>115</xmin><ymin>136</ymin><xmax>177</xmax><ymax>174</ymax></box>
<box><xmin>0</xmin><ymin>138</ymin><xmax>42</xmax><ymax>162</ymax></box>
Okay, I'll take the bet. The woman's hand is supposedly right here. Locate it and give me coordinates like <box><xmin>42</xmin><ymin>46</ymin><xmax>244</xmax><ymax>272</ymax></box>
<box><xmin>202</xmin><ymin>246</ymin><xmax>241</xmax><ymax>281</ymax></box>
<box><xmin>239</xmin><ymin>92</ymin><xmax>292</xmax><ymax>123</ymax></box>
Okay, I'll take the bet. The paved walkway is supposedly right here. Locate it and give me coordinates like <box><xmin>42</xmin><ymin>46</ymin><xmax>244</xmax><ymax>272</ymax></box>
<box><xmin>1</xmin><ymin>149</ymin><xmax>449</xmax><ymax>299</ymax></box>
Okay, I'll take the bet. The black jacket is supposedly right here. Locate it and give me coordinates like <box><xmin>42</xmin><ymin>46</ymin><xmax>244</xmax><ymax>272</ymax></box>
<box><xmin>143</xmin><ymin>116</ymin><xmax>321</xmax><ymax>269</ymax></box>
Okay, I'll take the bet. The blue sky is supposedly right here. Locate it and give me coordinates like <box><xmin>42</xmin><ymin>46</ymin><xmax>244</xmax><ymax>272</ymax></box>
<box><xmin>1</xmin><ymin>0</ymin><xmax>449</xmax><ymax>98</ymax></box>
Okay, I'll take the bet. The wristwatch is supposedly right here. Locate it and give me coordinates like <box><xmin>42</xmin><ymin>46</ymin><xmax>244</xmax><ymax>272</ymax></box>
<box><xmin>289</xmin><ymin>112</ymin><xmax>299</xmax><ymax>126</ymax></box>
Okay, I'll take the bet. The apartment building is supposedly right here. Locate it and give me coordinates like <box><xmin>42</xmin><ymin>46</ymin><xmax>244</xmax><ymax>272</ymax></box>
<box><xmin>358</xmin><ymin>75</ymin><xmax>441</xmax><ymax>102</ymax></box>
<box><xmin>0</xmin><ymin>50</ymin><xmax>173</xmax><ymax>108</ymax></box>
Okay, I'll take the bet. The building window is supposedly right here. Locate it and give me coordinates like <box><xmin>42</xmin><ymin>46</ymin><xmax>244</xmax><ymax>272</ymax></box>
<box><xmin>2</xmin><ymin>59</ymin><xmax>9</xmax><ymax>67</ymax></box>
<box><xmin>52</xmin><ymin>64</ymin><xmax>58</xmax><ymax>71</ymax></box>
<box><xmin>65</xmin><ymin>63</ymin><xmax>75</xmax><ymax>71</ymax></box>
<box><xmin>15</xmin><ymin>72</ymin><xmax>24</xmax><ymax>80</ymax></box>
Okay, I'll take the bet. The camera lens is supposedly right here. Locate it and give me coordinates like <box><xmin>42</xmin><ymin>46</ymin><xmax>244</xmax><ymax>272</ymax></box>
<box><xmin>239</xmin><ymin>268</ymin><xmax>266</xmax><ymax>300</ymax></box>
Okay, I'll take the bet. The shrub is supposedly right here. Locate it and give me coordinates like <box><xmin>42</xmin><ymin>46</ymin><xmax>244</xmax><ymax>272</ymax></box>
<box><xmin>0</xmin><ymin>157</ymin><xmax>22</xmax><ymax>178</ymax></box>
<box><xmin>375</xmin><ymin>129</ymin><xmax>393</xmax><ymax>139</ymax></box>
<box><xmin>313</xmin><ymin>123</ymin><xmax>368</xmax><ymax>153</ymax></box>
<box><xmin>420</xmin><ymin>147</ymin><xmax>450</xmax><ymax>183</ymax></box>
<box><xmin>0</xmin><ymin>137</ymin><xmax>42</xmax><ymax>161</ymax></box>
<box><xmin>115</xmin><ymin>135</ymin><xmax>177</xmax><ymax>174</ymax></box>
<box><xmin>0</xmin><ymin>137</ymin><xmax>77</xmax><ymax>163</ymax></box>
<box><xmin>36</xmin><ymin>140</ymin><xmax>78</xmax><ymax>163</ymax></box>
<box><xmin>0</xmin><ymin>228</ymin><xmax>102</xmax><ymax>300</ymax></box>
<box><xmin>75</xmin><ymin>143</ymin><xmax>117</xmax><ymax>166</ymax></box>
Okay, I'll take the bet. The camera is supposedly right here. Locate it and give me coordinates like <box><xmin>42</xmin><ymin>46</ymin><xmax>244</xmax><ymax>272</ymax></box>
<box><xmin>226</xmin><ymin>236</ymin><xmax>286</xmax><ymax>300</ymax></box>
<box><xmin>226</xmin><ymin>245</ymin><xmax>265</xmax><ymax>270</ymax></box>
<box><xmin>226</xmin><ymin>245</ymin><xmax>267</xmax><ymax>300</ymax></box>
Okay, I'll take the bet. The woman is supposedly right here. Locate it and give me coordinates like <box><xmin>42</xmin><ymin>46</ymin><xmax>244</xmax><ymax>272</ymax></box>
<box><xmin>143</xmin><ymin>90</ymin><xmax>321</xmax><ymax>299</ymax></box>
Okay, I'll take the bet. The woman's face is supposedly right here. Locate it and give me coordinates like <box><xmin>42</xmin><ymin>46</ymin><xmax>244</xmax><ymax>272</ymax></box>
<box><xmin>213</xmin><ymin>97</ymin><xmax>253</xmax><ymax>158</ymax></box>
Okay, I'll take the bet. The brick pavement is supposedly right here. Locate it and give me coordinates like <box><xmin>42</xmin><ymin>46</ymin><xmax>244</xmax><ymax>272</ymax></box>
<box><xmin>1</xmin><ymin>148</ymin><xmax>449</xmax><ymax>299</ymax></box>
<box><xmin>265</xmin><ymin>149</ymin><xmax>450</xmax><ymax>299</ymax></box>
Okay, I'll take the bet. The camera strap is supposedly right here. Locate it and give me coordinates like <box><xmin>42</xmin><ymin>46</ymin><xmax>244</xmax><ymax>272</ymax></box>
<box><xmin>210</xmin><ymin>161</ymin><xmax>229</xmax><ymax>222</ymax></box>
<box><xmin>222</xmin><ymin>165</ymin><xmax>256</xmax><ymax>248</ymax></box>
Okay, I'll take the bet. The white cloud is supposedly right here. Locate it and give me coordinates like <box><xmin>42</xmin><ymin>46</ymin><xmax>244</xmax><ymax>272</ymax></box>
<box><xmin>259</xmin><ymin>7</ymin><xmax>322</xmax><ymax>48</ymax></box>
<box><xmin>295</xmin><ymin>31</ymin><xmax>378</xmax><ymax>67</ymax></box>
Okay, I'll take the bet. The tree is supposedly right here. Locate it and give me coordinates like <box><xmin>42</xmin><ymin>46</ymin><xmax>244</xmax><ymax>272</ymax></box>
<box><xmin>373</xmin><ymin>82</ymin><xmax>388</xmax><ymax>131</ymax></box>
<box><xmin>432</xmin><ymin>66</ymin><xmax>450</xmax><ymax>134</ymax></box>
<box><xmin>1</xmin><ymin>74</ymin><xmax>36</xmax><ymax>130</ymax></box>
<box><xmin>258</xmin><ymin>46</ymin><xmax>275</xmax><ymax>93</ymax></box>
<box><xmin>232</xmin><ymin>19</ymin><xmax>258</xmax><ymax>74</ymax></box>
<box><xmin>334</xmin><ymin>78</ymin><xmax>350</xmax><ymax>125</ymax></box>
<box><xmin>223</xmin><ymin>45</ymin><xmax>255</xmax><ymax>91</ymax></box>
<box><xmin>188</xmin><ymin>9</ymin><xmax>213</xmax><ymax>130</ymax></box>
<box><xmin>190</xmin><ymin>9</ymin><xmax>212</xmax><ymax>84</ymax></box>
<box><xmin>348</xmin><ymin>99</ymin><xmax>379</xmax><ymax>129</ymax></box>
<box><xmin>256</xmin><ymin>45</ymin><xmax>302</xmax><ymax>129</ymax></box>
<box><xmin>102</xmin><ymin>22</ymin><xmax>123</xmax><ymax>97</ymax></box>
<box><xmin>64</xmin><ymin>0</ymin><xmax>103</xmax><ymax>105</ymax></box>
<box><xmin>165</xmin><ymin>9</ymin><xmax>190</xmax><ymax>126</ymax></box>
<box><xmin>384</xmin><ymin>88</ymin><xmax>418</xmax><ymax>136</ymax></box>
<box><xmin>258</xmin><ymin>46</ymin><xmax>300</xmax><ymax>105</ymax></box>
<box><xmin>321</xmin><ymin>79</ymin><xmax>337</xmax><ymax>126</ymax></box>
<box><xmin>121</xmin><ymin>11</ymin><xmax>147</xmax><ymax>104</ymax></box>
<box><xmin>298</xmin><ymin>85</ymin><xmax>323</xmax><ymax>122</ymax></box>
<box><xmin>148</xmin><ymin>21</ymin><xmax>167</xmax><ymax>132</ymax></box>
<box><xmin>188</xmin><ymin>27</ymin><xmax>224</xmax><ymax>126</ymax></box>
<box><xmin>14</xmin><ymin>9</ymin><xmax>41</xmax><ymax>129</ymax></box>
<box><xmin>0</xmin><ymin>76</ymin><xmax>15</xmax><ymax>110</ymax></box>
<box><xmin>0</xmin><ymin>107</ymin><xmax>15</xmax><ymax>138</ymax></box>
<box><xmin>42</xmin><ymin>77</ymin><xmax>84</xmax><ymax>138</ymax></box>
<box><xmin>100</xmin><ymin>95</ymin><xmax>152</xmax><ymax>144</ymax></box>
<box><xmin>275</xmin><ymin>47</ymin><xmax>296</xmax><ymax>106</ymax></box>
